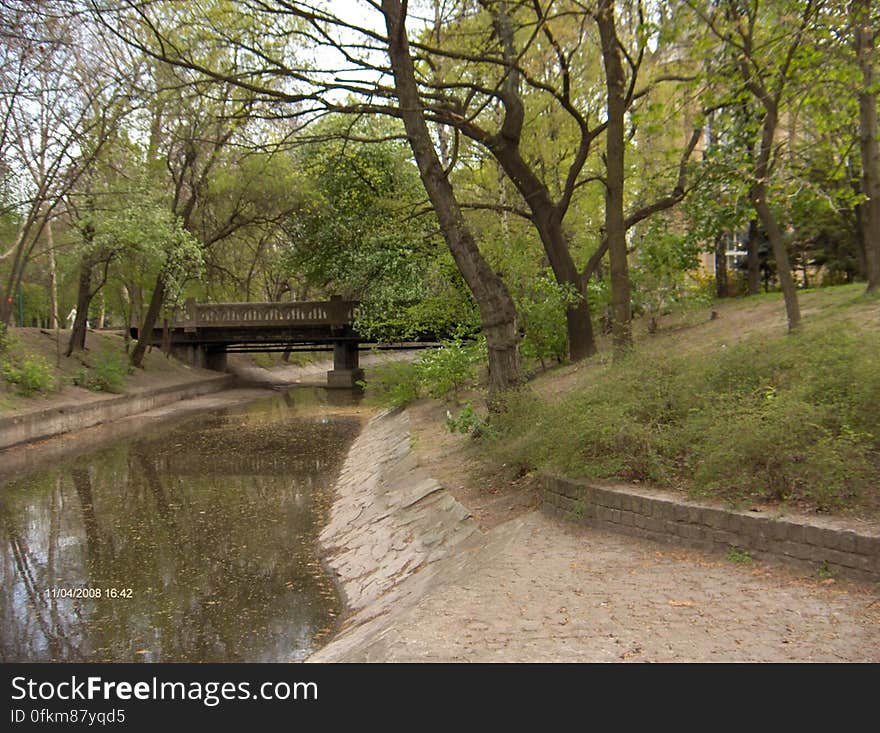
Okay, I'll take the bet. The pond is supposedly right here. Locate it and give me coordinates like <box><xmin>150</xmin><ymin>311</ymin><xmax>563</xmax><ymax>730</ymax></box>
<box><xmin>0</xmin><ymin>388</ymin><xmax>362</xmax><ymax>662</ymax></box>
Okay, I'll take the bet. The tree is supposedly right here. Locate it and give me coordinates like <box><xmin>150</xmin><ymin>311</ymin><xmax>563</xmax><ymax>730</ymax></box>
<box><xmin>692</xmin><ymin>0</ymin><xmax>826</xmax><ymax>331</ymax></box>
<box><xmin>853</xmin><ymin>0</ymin><xmax>880</xmax><ymax>292</ymax></box>
<box><xmin>0</xmin><ymin>2</ymin><xmax>124</xmax><ymax>325</ymax></box>
<box><xmin>99</xmin><ymin>0</ymin><xmax>701</xmax><ymax>365</ymax></box>
<box><xmin>381</xmin><ymin>0</ymin><xmax>522</xmax><ymax>397</ymax></box>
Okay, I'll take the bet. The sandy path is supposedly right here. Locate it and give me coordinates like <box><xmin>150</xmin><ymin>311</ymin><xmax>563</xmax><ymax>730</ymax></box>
<box><xmin>360</xmin><ymin>512</ymin><xmax>879</xmax><ymax>662</ymax></box>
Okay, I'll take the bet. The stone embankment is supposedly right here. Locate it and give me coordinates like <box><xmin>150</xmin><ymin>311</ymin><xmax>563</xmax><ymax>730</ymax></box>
<box><xmin>308</xmin><ymin>409</ymin><xmax>481</xmax><ymax>661</ymax></box>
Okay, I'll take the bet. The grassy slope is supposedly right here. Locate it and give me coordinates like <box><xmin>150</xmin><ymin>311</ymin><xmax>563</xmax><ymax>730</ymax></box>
<box><xmin>0</xmin><ymin>327</ymin><xmax>217</xmax><ymax>414</ymax></box>
<box><xmin>487</xmin><ymin>284</ymin><xmax>880</xmax><ymax>519</ymax></box>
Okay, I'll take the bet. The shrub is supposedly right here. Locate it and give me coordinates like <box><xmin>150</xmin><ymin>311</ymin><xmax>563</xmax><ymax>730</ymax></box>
<box><xmin>516</xmin><ymin>274</ymin><xmax>574</xmax><ymax>367</ymax></box>
<box><xmin>1</xmin><ymin>354</ymin><xmax>55</xmax><ymax>396</ymax></box>
<box><xmin>359</xmin><ymin>360</ymin><xmax>421</xmax><ymax>408</ymax></box>
<box><xmin>445</xmin><ymin>403</ymin><xmax>489</xmax><ymax>436</ymax></box>
<box><xmin>416</xmin><ymin>338</ymin><xmax>483</xmax><ymax>399</ymax></box>
<box><xmin>362</xmin><ymin>338</ymin><xmax>487</xmax><ymax>407</ymax></box>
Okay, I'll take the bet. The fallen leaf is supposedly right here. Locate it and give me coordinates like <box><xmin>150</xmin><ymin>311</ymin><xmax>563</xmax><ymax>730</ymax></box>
<box><xmin>667</xmin><ymin>600</ymin><xmax>695</xmax><ymax>608</ymax></box>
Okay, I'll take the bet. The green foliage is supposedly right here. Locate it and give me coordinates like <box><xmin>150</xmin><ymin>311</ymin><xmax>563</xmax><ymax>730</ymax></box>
<box><xmin>83</xmin><ymin>185</ymin><xmax>204</xmax><ymax>308</ymax></box>
<box><xmin>0</xmin><ymin>326</ymin><xmax>55</xmax><ymax>396</ymax></box>
<box><xmin>415</xmin><ymin>338</ymin><xmax>485</xmax><ymax>399</ymax></box>
<box><xmin>444</xmin><ymin>403</ymin><xmax>489</xmax><ymax>436</ymax></box>
<box><xmin>358</xmin><ymin>360</ymin><xmax>421</xmax><ymax>409</ymax></box>
<box><xmin>488</xmin><ymin>324</ymin><xmax>880</xmax><ymax>513</ymax></box>
<box><xmin>726</xmin><ymin>547</ymin><xmax>753</xmax><ymax>564</ymax></box>
<box><xmin>19</xmin><ymin>283</ymin><xmax>51</xmax><ymax>327</ymax></box>
<box><xmin>281</xmin><ymin>115</ymin><xmax>451</xmax><ymax>337</ymax></box>
<box><xmin>73</xmin><ymin>348</ymin><xmax>131</xmax><ymax>393</ymax></box>
<box><xmin>1</xmin><ymin>353</ymin><xmax>55</xmax><ymax>396</ymax></box>
<box><xmin>517</xmin><ymin>273</ymin><xmax>575</xmax><ymax>366</ymax></box>
<box><xmin>631</xmin><ymin>218</ymin><xmax>707</xmax><ymax>318</ymax></box>
<box><xmin>362</xmin><ymin>338</ymin><xmax>487</xmax><ymax>407</ymax></box>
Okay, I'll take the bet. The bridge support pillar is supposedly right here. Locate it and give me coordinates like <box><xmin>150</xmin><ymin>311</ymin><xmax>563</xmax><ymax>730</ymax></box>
<box><xmin>170</xmin><ymin>344</ymin><xmax>227</xmax><ymax>372</ymax></box>
<box><xmin>170</xmin><ymin>344</ymin><xmax>204</xmax><ymax>369</ymax></box>
<box><xmin>327</xmin><ymin>341</ymin><xmax>363</xmax><ymax>388</ymax></box>
<box><xmin>204</xmin><ymin>346</ymin><xmax>227</xmax><ymax>372</ymax></box>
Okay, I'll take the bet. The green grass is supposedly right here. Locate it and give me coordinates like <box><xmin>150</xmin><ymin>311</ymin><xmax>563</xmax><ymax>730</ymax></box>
<box><xmin>487</xmin><ymin>289</ymin><xmax>880</xmax><ymax>516</ymax></box>
<box><xmin>72</xmin><ymin>347</ymin><xmax>131</xmax><ymax>393</ymax></box>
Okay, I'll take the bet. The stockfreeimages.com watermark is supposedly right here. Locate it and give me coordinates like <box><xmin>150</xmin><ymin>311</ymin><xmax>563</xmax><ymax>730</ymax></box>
<box><xmin>11</xmin><ymin>676</ymin><xmax>318</xmax><ymax>709</ymax></box>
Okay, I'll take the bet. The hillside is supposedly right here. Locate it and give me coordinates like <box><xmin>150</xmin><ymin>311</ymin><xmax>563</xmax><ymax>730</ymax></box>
<box><xmin>402</xmin><ymin>285</ymin><xmax>880</xmax><ymax>525</ymax></box>
<box><xmin>0</xmin><ymin>327</ymin><xmax>219</xmax><ymax>416</ymax></box>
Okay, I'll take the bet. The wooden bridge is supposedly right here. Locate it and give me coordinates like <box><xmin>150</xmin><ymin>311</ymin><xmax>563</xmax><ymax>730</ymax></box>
<box><xmin>133</xmin><ymin>296</ymin><xmax>364</xmax><ymax>387</ymax></box>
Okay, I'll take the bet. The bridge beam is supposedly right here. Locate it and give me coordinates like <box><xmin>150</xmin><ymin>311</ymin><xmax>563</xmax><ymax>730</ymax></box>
<box><xmin>327</xmin><ymin>341</ymin><xmax>364</xmax><ymax>388</ymax></box>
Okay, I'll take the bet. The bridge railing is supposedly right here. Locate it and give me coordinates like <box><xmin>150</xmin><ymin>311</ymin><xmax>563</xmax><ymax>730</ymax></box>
<box><xmin>176</xmin><ymin>296</ymin><xmax>358</xmax><ymax>331</ymax></box>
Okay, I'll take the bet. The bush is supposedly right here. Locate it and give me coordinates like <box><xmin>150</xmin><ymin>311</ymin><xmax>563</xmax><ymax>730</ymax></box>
<box><xmin>515</xmin><ymin>273</ymin><xmax>574</xmax><ymax>367</ymax></box>
<box><xmin>1</xmin><ymin>354</ymin><xmax>55</xmax><ymax>396</ymax></box>
<box><xmin>416</xmin><ymin>338</ymin><xmax>484</xmax><ymax>399</ymax></box>
<box><xmin>362</xmin><ymin>338</ymin><xmax>487</xmax><ymax>407</ymax></box>
<box><xmin>445</xmin><ymin>403</ymin><xmax>489</xmax><ymax>436</ymax></box>
<box><xmin>359</xmin><ymin>360</ymin><xmax>421</xmax><ymax>409</ymax></box>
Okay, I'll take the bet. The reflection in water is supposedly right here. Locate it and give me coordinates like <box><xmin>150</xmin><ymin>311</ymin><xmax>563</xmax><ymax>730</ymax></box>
<box><xmin>0</xmin><ymin>389</ymin><xmax>361</xmax><ymax>662</ymax></box>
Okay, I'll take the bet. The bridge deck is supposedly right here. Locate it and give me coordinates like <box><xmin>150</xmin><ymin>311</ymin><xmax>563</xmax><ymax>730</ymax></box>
<box><xmin>134</xmin><ymin>297</ymin><xmax>360</xmax><ymax>347</ymax></box>
<box><xmin>133</xmin><ymin>297</ymin><xmax>364</xmax><ymax>385</ymax></box>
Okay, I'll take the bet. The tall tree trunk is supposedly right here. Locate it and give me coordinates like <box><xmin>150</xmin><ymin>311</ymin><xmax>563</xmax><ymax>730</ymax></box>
<box><xmin>746</xmin><ymin>218</ymin><xmax>761</xmax><ymax>295</ymax></box>
<box><xmin>46</xmin><ymin>219</ymin><xmax>59</xmax><ymax>329</ymax></box>
<box><xmin>855</xmin><ymin>0</ymin><xmax>880</xmax><ymax>292</ymax></box>
<box><xmin>753</xmin><ymin>184</ymin><xmax>801</xmax><ymax>329</ymax></box>
<box><xmin>381</xmin><ymin>0</ymin><xmax>521</xmax><ymax>398</ymax></box>
<box><xmin>715</xmin><ymin>234</ymin><xmax>729</xmax><ymax>298</ymax></box>
<box><xmin>597</xmin><ymin>0</ymin><xmax>632</xmax><ymax>354</ymax></box>
<box><xmin>131</xmin><ymin>276</ymin><xmax>166</xmax><ymax>368</ymax></box>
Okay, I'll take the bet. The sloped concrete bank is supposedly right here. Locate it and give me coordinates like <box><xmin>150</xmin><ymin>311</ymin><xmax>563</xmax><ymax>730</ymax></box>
<box><xmin>0</xmin><ymin>374</ymin><xmax>234</xmax><ymax>450</ymax></box>
<box><xmin>308</xmin><ymin>409</ymin><xmax>484</xmax><ymax>662</ymax></box>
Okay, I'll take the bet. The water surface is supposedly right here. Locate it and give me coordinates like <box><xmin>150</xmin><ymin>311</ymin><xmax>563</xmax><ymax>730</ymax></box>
<box><xmin>0</xmin><ymin>388</ymin><xmax>361</xmax><ymax>662</ymax></box>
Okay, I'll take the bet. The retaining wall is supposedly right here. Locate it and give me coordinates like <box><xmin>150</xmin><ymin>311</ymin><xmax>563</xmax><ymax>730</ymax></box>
<box><xmin>542</xmin><ymin>475</ymin><xmax>880</xmax><ymax>583</ymax></box>
<box><xmin>0</xmin><ymin>374</ymin><xmax>235</xmax><ymax>450</ymax></box>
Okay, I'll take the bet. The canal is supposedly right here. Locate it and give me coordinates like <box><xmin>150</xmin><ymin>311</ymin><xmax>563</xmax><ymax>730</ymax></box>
<box><xmin>0</xmin><ymin>388</ymin><xmax>363</xmax><ymax>662</ymax></box>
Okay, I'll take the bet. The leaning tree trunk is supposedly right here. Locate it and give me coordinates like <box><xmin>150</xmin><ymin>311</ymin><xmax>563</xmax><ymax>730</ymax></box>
<box><xmin>855</xmin><ymin>0</ymin><xmax>880</xmax><ymax>292</ymax></box>
<box><xmin>752</xmin><ymin>103</ymin><xmax>801</xmax><ymax>331</ymax></box>
<box><xmin>66</xmin><ymin>260</ymin><xmax>93</xmax><ymax>356</ymax></box>
<box><xmin>130</xmin><ymin>275</ymin><xmax>166</xmax><ymax>368</ymax></box>
<box><xmin>746</xmin><ymin>219</ymin><xmax>761</xmax><ymax>295</ymax></box>
<box><xmin>381</xmin><ymin>0</ymin><xmax>521</xmax><ymax>398</ymax></box>
<box><xmin>752</xmin><ymin>184</ymin><xmax>801</xmax><ymax>330</ymax></box>
<box><xmin>597</xmin><ymin>0</ymin><xmax>632</xmax><ymax>355</ymax></box>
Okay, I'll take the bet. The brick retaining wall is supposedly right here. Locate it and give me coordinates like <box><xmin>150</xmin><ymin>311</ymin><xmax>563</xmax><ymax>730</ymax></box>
<box><xmin>542</xmin><ymin>475</ymin><xmax>880</xmax><ymax>584</ymax></box>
